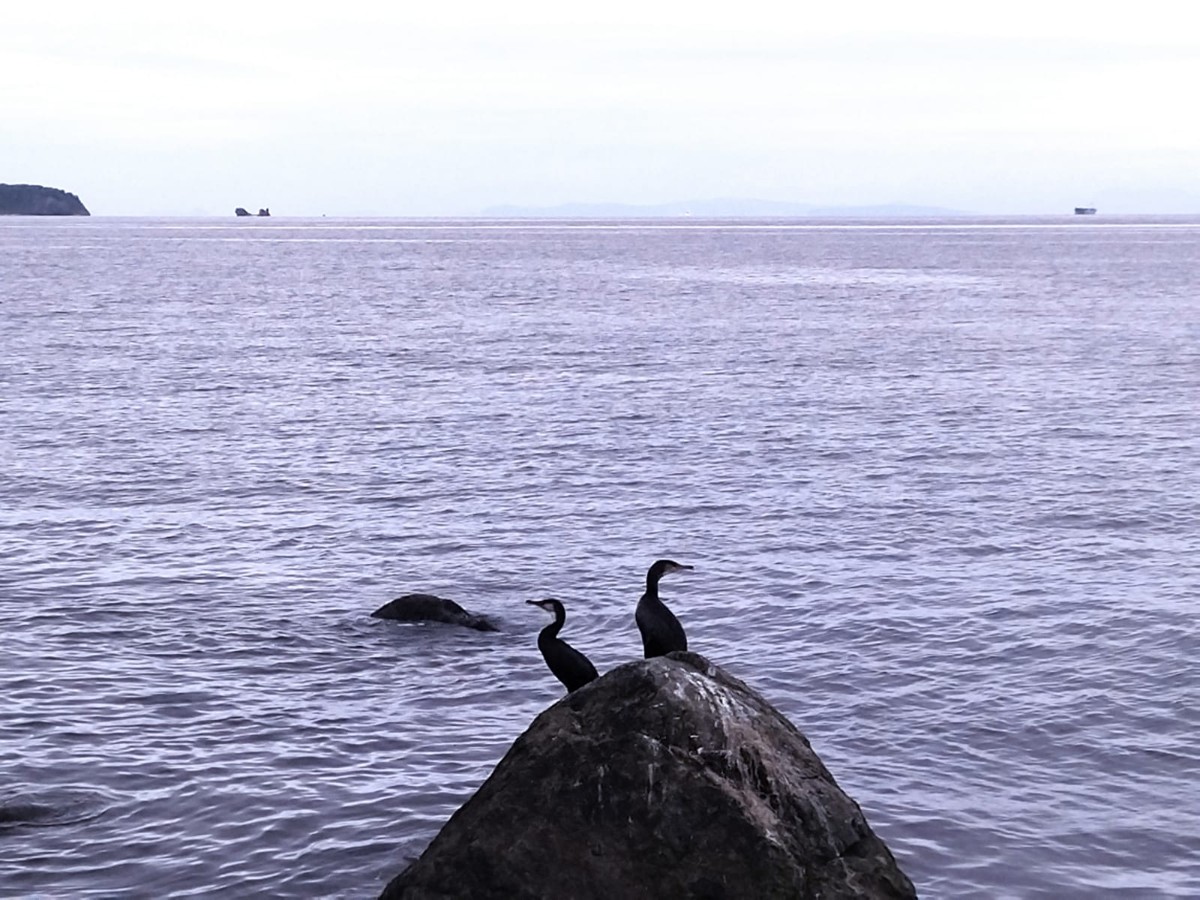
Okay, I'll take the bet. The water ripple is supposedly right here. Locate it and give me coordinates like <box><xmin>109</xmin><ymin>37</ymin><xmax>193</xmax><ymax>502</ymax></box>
<box><xmin>3</xmin><ymin>217</ymin><xmax>1199</xmax><ymax>898</ymax></box>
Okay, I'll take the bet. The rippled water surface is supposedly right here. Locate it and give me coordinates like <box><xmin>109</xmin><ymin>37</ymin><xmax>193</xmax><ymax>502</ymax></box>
<box><xmin>2</xmin><ymin>216</ymin><xmax>1198</xmax><ymax>898</ymax></box>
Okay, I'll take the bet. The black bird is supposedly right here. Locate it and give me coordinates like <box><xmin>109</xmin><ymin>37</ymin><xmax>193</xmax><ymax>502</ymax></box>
<box><xmin>635</xmin><ymin>559</ymin><xmax>694</xmax><ymax>658</ymax></box>
<box><xmin>526</xmin><ymin>598</ymin><xmax>599</xmax><ymax>693</ymax></box>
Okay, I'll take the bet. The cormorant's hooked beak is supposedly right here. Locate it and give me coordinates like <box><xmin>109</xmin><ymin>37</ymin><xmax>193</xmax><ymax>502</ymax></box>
<box><xmin>672</xmin><ymin>563</ymin><xmax>695</xmax><ymax>575</ymax></box>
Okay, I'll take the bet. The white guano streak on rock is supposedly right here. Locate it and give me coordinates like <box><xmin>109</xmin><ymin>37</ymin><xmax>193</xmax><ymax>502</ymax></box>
<box><xmin>675</xmin><ymin>669</ymin><xmax>755</xmax><ymax>730</ymax></box>
<box><xmin>679</xmin><ymin>667</ymin><xmax>848</xmax><ymax>858</ymax></box>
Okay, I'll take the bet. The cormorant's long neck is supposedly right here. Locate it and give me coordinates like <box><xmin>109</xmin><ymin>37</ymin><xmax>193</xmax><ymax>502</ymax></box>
<box><xmin>644</xmin><ymin>569</ymin><xmax>662</xmax><ymax>601</ymax></box>
<box><xmin>540</xmin><ymin>604</ymin><xmax>565</xmax><ymax>640</ymax></box>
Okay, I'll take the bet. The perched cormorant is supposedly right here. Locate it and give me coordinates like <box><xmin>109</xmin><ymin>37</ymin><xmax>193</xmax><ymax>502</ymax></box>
<box><xmin>635</xmin><ymin>559</ymin><xmax>694</xmax><ymax>658</ymax></box>
<box><xmin>526</xmin><ymin>598</ymin><xmax>599</xmax><ymax>693</ymax></box>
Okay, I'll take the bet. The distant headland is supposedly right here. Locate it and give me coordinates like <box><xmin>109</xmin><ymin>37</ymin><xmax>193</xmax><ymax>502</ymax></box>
<box><xmin>0</xmin><ymin>184</ymin><xmax>90</xmax><ymax>216</ymax></box>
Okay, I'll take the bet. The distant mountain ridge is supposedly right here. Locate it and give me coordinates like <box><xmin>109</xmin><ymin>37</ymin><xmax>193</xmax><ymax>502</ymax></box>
<box><xmin>0</xmin><ymin>183</ymin><xmax>90</xmax><ymax>216</ymax></box>
<box><xmin>482</xmin><ymin>197</ymin><xmax>970</xmax><ymax>218</ymax></box>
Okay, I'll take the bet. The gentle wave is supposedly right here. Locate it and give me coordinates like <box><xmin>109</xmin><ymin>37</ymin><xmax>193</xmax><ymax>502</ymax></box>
<box><xmin>2</xmin><ymin>217</ymin><xmax>1198</xmax><ymax>898</ymax></box>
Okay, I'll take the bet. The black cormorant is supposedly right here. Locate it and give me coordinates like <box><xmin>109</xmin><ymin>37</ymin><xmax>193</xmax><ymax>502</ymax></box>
<box><xmin>526</xmin><ymin>598</ymin><xmax>599</xmax><ymax>693</ymax></box>
<box><xmin>635</xmin><ymin>559</ymin><xmax>694</xmax><ymax>658</ymax></box>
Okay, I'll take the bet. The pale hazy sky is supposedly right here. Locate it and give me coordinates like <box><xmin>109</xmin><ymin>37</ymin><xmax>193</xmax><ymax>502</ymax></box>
<box><xmin>5</xmin><ymin>1</ymin><xmax>1198</xmax><ymax>215</ymax></box>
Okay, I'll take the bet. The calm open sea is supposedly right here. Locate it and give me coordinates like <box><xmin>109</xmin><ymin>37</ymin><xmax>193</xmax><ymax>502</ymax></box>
<box><xmin>1</xmin><ymin>216</ymin><xmax>1197</xmax><ymax>898</ymax></box>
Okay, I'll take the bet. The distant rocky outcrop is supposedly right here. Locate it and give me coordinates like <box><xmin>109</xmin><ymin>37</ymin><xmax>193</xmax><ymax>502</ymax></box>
<box><xmin>0</xmin><ymin>184</ymin><xmax>89</xmax><ymax>216</ymax></box>
<box><xmin>380</xmin><ymin>652</ymin><xmax>916</xmax><ymax>900</ymax></box>
<box><xmin>371</xmin><ymin>593</ymin><xmax>499</xmax><ymax>632</ymax></box>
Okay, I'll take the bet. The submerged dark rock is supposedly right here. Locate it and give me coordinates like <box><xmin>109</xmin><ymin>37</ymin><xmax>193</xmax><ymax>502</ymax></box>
<box><xmin>0</xmin><ymin>788</ymin><xmax>107</xmax><ymax>829</ymax></box>
<box><xmin>371</xmin><ymin>593</ymin><xmax>499</xmax><ymax>632</ymax></box>
<box><xmin>380</xmin><ymin>652</ymin><xmax>916</xmax><ymax>900</ymax></box>
<box><xmin>0</xmin><ymin>799</ymin><xmax>54</xmax><ymax>826</ymax></box>
<box><xmin>0</xmin><ymin>183</ymin><xmax>89</xmax><ymax>216</ymax></box>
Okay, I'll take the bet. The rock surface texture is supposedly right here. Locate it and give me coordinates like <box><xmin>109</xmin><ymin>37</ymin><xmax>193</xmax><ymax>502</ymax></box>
<box><xmin>380</xmin><ymin>652</ymin><xmax>916</xmax><ymax>900</ymax></box>
<box><xmin>0</xmin><ymin>184</ymin><xmax>89</xmax><ymax>215</ymax></box>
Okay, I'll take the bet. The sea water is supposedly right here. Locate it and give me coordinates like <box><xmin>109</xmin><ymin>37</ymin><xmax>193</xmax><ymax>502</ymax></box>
<box><xmin>2</xmin><ymin>216</ymin><xmax>1198</xmax><ymax>898</ymax></box>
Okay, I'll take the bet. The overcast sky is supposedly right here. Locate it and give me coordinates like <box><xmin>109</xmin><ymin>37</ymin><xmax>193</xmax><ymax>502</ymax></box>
<box><xmin>4</xmin><ymin>1</ymin><xmax>1198</xmax><ymax>215</ymax></box>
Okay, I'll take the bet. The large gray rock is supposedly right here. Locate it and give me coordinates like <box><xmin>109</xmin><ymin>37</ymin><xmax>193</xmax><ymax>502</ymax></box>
<box><xmin>380</xmin><ymin>652</ymin><xmax>916</xmax><ymax>899</ymax></box>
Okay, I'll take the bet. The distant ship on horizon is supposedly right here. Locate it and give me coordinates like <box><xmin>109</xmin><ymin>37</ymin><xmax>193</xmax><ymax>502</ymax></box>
<box><xmin>1074</xmin><ymin>207</ymin><xmax>1097</xmax><ymax>215</ymax></box>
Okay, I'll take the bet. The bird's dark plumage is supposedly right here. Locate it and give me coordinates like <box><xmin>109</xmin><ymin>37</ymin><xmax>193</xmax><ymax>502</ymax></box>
<box><xmin>527</xmin><ymin>598</ymin><xmax>599</xmax><ymax>693</ymax></box>
<box><xmin>635</xmin><ymin>559</ymin><xmax>693</xmax><ymax>658</ymax></box>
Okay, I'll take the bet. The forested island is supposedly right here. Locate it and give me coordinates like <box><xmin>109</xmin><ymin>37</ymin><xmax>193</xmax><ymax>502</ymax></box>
<box><xmin>0</xmin><ymin>184</ymin><xmax>90</xmax><ymax>216</ymax></box>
